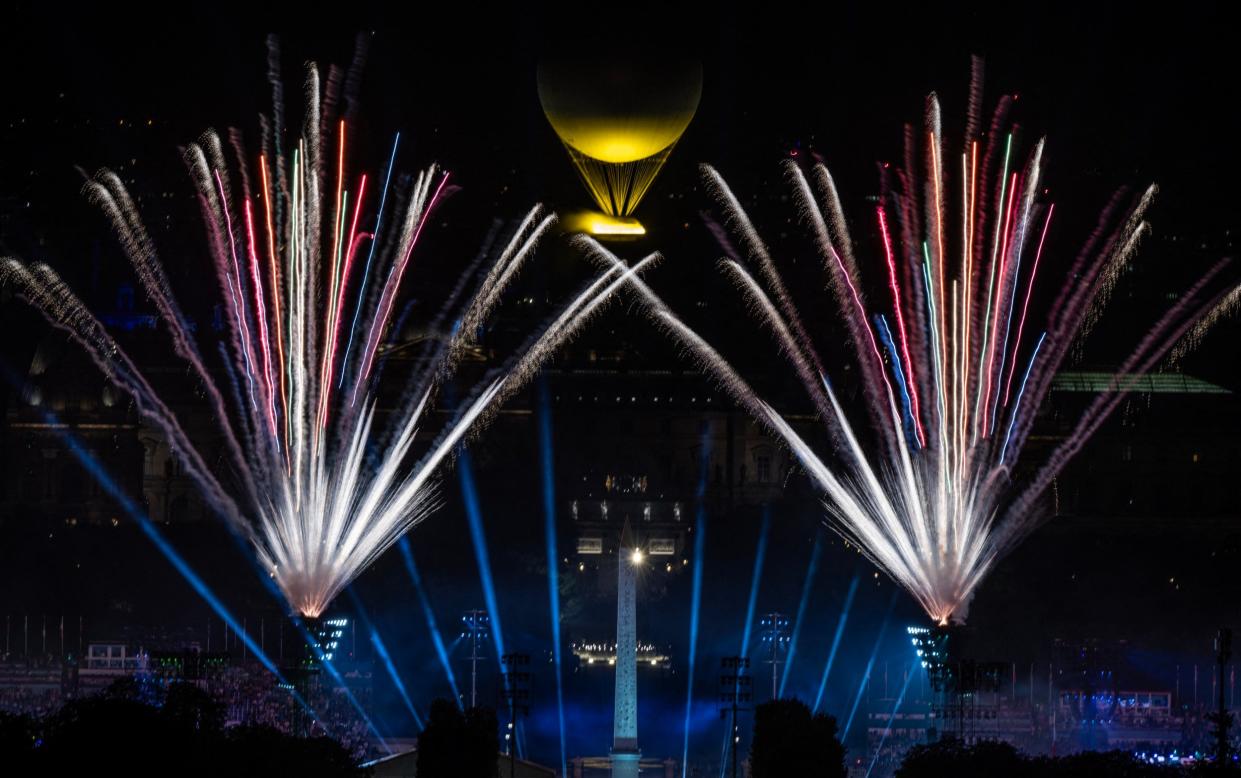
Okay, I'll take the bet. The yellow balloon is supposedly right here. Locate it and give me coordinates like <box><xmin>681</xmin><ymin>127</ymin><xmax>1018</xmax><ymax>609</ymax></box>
<box><xmin>537</xmin><ymin>59</ymin><xmax>702</xmax><ymax>163</ymax></box>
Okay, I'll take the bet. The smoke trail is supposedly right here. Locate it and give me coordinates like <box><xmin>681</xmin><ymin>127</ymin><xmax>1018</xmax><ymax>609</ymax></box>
<box><xmin>965</xmin><ymin>56</ymin><xmax>984</xmax><ymax>142</ymax></box>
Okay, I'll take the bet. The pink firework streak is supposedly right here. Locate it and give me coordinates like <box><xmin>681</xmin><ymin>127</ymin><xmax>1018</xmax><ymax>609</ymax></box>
<box><xmin>611</xmin><ymin>80</ymin><xmax>1230</xmax><ymax>625</ymax></box>
<box><xmin>878</xmin><ymin>205</ymin><xmax>927</xmax><ymax>447</ymax></box>
<box><xmin>353</xmin><ymin>170</ymin><xmax>451</xmax><ymax>404</ymax></box>
<box><xmin>3</xmin><ymin>58</ymin><xmax>640</xmax><ymax>625</ymax></box>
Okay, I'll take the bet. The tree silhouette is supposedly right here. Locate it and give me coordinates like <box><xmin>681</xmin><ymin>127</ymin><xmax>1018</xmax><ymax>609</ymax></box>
<box><xmin>749</xmin><ymin>698</ymin><xmax>846</xmax><ymax>778</ymax></box>
<box><xmin>416</xmin><ymin>698</ymin><xmax>499</xmax><ymax>778</ymax></box>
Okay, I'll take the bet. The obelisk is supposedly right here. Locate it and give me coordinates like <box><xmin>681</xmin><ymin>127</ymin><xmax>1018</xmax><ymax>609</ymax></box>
<box><xmin>612</xmin><ymin>524</ymin><xmax>640</xmax><ymax>778</ymax></box>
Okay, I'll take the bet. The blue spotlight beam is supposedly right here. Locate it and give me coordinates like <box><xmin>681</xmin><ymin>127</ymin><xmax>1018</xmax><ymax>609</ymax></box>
<box><xmin>778</xmin><ymin>530</ymin><xmax>824</xmax><ymax>697</ymax></box>
<box><xmin>538</xmin><ymin>378</ymin><xmax>568</xmax><ymax>778</ymax></box>
<box><xmin>843</xmin><ymin>590</ymin><xmax>899</xmax><ymax>740</ymax></box>
<box><xmin>740</xmin><ymin>508</ymin><xmax>771</xmax><ymax>658</ymax></box>
<box><xmin>371</xmin><ymin>627</ymin><xmax>424</xmax><ymax>731</ymax></box>
<box><xmin>682</xmin><ymin>507</ymin><xmax>707</xmax><ymax>778</ymax></box>
<box><xmin>457</xmin><ymin>450</ymin><xmax>507</xmax><ymax>662</ymax></box>
<box><xmin>12</xmin><ymin>396</ymin><xmax>321</xmax><ymax>727</ymax></box>
<box><xmin>681</xmin><ymin>431</ymin><xmax>712</xmax><ymax>778</ymax></box>
<box><xmin>813</xmin><ymin>575</ymin><xmax>861</xmax><ymax>714</ymax></box>
<box><xmin>457</xmin><ymin>448</ymin><xmax>524</xmax><ymax>758</ymax></box>
<box><xmin>290</xmin><ymin>616</ymin><xmax>392</xmax><ymax>754</ymax></box>
<box><xmin>397</xmin><ymin>537</ymin><xmax>463</xmax><ymax>706</ymax></box>
<box><xmin>865</xmin><ymin>664</ymin><xmax>915</xmax><ymax>778</ymax></box>
<box><xmin>718</xmin><ymin>507</ymin><xmax>771</xmax><ymax>778</ymax></box>
<box><xmin>346</xmin><ymin>588</ymin><xmax>424</xmax><ymax>731</ymax></box>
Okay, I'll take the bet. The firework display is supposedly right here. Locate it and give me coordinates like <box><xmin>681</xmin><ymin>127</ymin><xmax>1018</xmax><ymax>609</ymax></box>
<box><xmin>584</xmin><ymin>71</ymin><xmax>1231</xmax><ymax>625</ymax></box>
<box><xmin>1</xmin><ymin>61</ymin><xmax>652</xmax><ymax>619</ymax></box>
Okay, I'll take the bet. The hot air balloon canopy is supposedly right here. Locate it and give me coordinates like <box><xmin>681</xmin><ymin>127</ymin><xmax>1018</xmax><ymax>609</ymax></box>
<box><xmin>538</xmin><ymin>56</ymin><xmax>702</xmax><ymax>231</ymax></box>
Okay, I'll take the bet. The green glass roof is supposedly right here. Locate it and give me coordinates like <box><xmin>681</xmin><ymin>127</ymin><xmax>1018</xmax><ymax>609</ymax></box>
<box><xmin>1052</xmin><ymin>372</ymin><xmax>1231</xmax><ymax>394</ymax></box>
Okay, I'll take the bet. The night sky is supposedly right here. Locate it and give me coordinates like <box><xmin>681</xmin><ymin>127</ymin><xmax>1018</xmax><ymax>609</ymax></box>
<box><xmin>2</xmin><ymin>1</ymin><xmax>1239</xmax><ymax>766</ymax></box>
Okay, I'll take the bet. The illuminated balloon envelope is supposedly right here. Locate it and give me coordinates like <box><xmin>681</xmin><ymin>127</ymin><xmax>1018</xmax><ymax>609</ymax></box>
<box><xmin>538</xmin><ymin>57</ymin><xmax>702</xmax><ymax>232</ymax></box>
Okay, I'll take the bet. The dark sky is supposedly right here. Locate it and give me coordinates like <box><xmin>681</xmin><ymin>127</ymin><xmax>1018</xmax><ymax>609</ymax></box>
<box><xmin>3</xmin><ymin>2</ymin><xmax>1237</xmax><ymax>220</ymax></box>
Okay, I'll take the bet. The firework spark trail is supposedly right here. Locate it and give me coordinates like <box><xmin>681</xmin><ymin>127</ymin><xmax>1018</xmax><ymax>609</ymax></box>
<box><xmin>999</xmin><ymin>258</ymin><xmax>1232</xmax><ymax>544</ymax></box>
<box><xmin>973</xmin><ymin>140</ymin><xmax>1013</xmax><ymax>443</ymax></box>
<box><xmin>879</xmin><ymin>206</ymin><xmax>927</xmax><ymax>447</ymax></box>
<box><xmin>456</xmin><ymin>208</ymin><xmax>557</xmax><ymax>344</ymax></box>
<box><xmin>1002</xmin><ymin>205</ymin><xmax>1054</xmax><ymax>406</ymax></box>
<box><xmin>705</xmin><ymin>164</ymin><xmax>830</xmax><ymax>389</ymax></box>
<box><xmin>4</xmin><ymin>61</ymin><xmax>640</xmax><ymax>621</ymax></box>
<box><xmin>991</xmin><ymin>143</ymin><xmax>1044</xmax><ymax>420</ymax></box>
<box><xmin>1000</xmin><ymin>332</ymin><xmax>1047</xmax><ymax>465</ymax></box>
<box><xmin>791</xmin><ymin>164</ymin><xmax>903</xmax><ymax>444</ymax></box>
<box><xmin>0</xmin><ymin>261</ymin><xmax>248</xmax><ymax>532</ymax></box>
<box><xmin>244</xmin><ymin>200</ymin><xmax>278</xmax><ymax>439</ymax></box>
<box><xmin>791</xmin><ymin>159</ymin><xmax>900</xmax><ymax>445</ymax></box>
<box><xmin>718</xmin><ymin>256</ymin><xmax>834</xmax><ymax>426</ymax></box>
<box><xmin>86</xmin><ymin>170</ymin><xmax>261</xmax><ymax>499</ymax></box>
<box><xmin>353</xmin><ymin>169</ymin><xmax>449</xmax><ymax>403</ymax></box>
<box><xmin>1003</xmin><ymin>192</ymin><xmax>1160</xmax><ymax>467</ymax></box>
<box><xmin>340</xmin><ymin>133</ymin><xmax>399</xmax><ymax>390</ymax></box>
<box><xmin>1077</xmin><ymin>186</ymin><xmax>1158</xmax><ymax>343</ymax></box>
<box><xmin>1167</xmin><ymin>281</ymin><xmax>1241</xmax><ymax>365</ymax></box>
<box><xmin>604</xmin><ymin>85</ymin><xmax>1228</xmax><ymax>624</ymax></box>
<box><xmin>501</xmin><ymin>247</ymin><xmax>663</xmax><ymax>402</ymax></box>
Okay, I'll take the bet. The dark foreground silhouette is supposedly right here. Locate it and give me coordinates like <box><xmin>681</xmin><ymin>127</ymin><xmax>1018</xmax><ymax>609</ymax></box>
<box><xmin>0</xmin><ymin>678</ymin><xmax>366</xmax><ymax>776</ymax></box>
<box><xmin>896</xmin><ymin>739</ymin><xmax>1215</xmax><ymax>777</ymax></box>
<box><xmin>414</xmin><ymin>698</ymin><xmax>500</xmax><ymax>778</ymax></box>
<box><xmin>749</xmin><ymin>698</ymin><xmax>847</xmax><ymax>778</ymax></box>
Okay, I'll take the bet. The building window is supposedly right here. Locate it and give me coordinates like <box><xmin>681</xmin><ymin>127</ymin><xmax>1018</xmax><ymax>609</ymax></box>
<box><xmin>757</xmin><ymin>456</ymin><xmax>771</xmax><ymax>484</ymax></box>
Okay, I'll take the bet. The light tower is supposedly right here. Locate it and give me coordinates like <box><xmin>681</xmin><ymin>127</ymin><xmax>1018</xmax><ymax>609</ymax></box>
<box><xmin>460</xmin><ymin>609</ymin><xmax>490</xmax><ymax>709</ymax></box>
<box><xmin>759</xmin><ymin>612</ymin><xmax>790</xmax><ymax>699</ymax></box>
<box><xmin>612</xmin><ymin>526</ymin><xmax>642</xmax><ymax>778</ymax></box>
<box><xmin>719</xmin><ymin>656</ymin><xmax>753</xmax><ymax>778</ymax></box>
